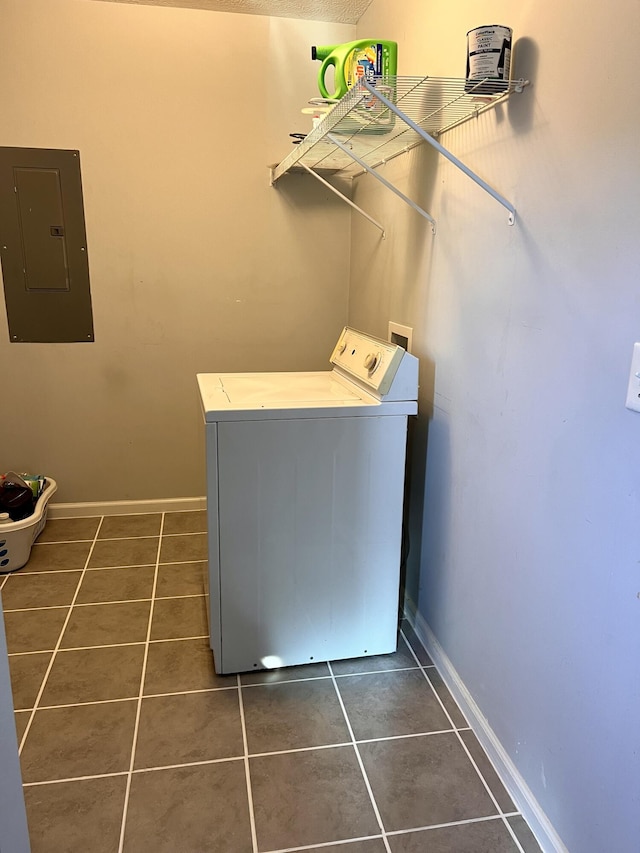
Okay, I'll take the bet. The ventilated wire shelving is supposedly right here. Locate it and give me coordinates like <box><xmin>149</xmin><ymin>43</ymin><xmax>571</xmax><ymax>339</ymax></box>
<box><xmin>270</xmin><ymin>75</ymin><xmax>529</xmax><ymax>236</ymax></box>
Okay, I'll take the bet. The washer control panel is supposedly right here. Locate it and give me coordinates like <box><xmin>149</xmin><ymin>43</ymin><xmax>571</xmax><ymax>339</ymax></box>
<box><xmin>330</xmin><ymin>327</ymin><xmax>405</xmax><ymax>396</ymax></box>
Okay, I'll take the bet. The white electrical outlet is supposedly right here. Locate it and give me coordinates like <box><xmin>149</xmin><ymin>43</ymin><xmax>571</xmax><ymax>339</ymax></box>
<box><xmin>625</xmin><ymin>343</ymin><xmax>640</xmax><ymax>412</ymax></box>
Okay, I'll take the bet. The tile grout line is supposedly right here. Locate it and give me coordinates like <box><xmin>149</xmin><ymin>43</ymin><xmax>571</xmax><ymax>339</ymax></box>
<box><xmin>7</xmin><ymin>560</ymin><xmax>206</xmax><ymax>577</ymax></box>
<box><xmin>3</xmin><ymin>592</ymin><xmax>206</xmax><ymax>613</ymax></box>
<box><xmin>133</xmin><ymin>754</ymin><xmax>245</xmax><ymax>776</ymax></box>
<box><xmin>116</xmin><ymin>513</ymin><xmax>166</xmax><ymax>853</ymax></box>
<box><xmin>333</xmin><ymin>664</ymin><xmax>430</xmax><ymax>677</ymax></box>
<box><xmin>34</xmin><ymin>530</ymin><xmax>205</xmax><ymax>547</ymax></box>
<box><xmin>237</xmin><ymin>673</ymin><xmax>260</xmax><ymax>853</ymax></box>
<box><xmin>248</xmin><ymin>742</ymin><xmax>352</xmax><ymax>760</ymax></box>
<box><xmin>245</xmin><ymin>664</ymin><xmax>424</xmax><ymax>683</ymax></box>
<box><xmin>17</xmin><ymin>515</ymin><xmax>106</xmax><ymax>756</ymax></box>
<box><xmin>8</xmin><ymin>552</ymin><xmax>206</xmax><ymax>580</ymax></box>
<box><xmin>16</xmin><ymin>685</ymin><xmax>242</xmax><ymax>714</ymax></box>
<box><xmin>384</xmin><ymin>812</ymin><xmax>528</xmax><ymax>838</ymax></box>
<box><xmin>262</xmin><ymin>834</ymin><xmax>385</xmax><ymax>852</ymax></box>
<box><xmin>16</xmin><ymin>724</ymin><xmax>462</xmax><ymax>765</ymax></box>
<box><xmin>16</xmin><ymin>696</ymin><xmax>141</xmax><ymax>712</ymax></box>
<box><xmin>5</xmin><ymin>628</ymin><xmax>210</xmax><ymax>656</ymax></box>
<box><xmin>327</xmin><ymin>660</ymin><xmax>393</xmax><ymax>853</ymax></box>
<box><xmin>7</xmin><ymin>636</ymin><xmax>208</xmax><ymax>656</ymax></box>
<box><xmin>245</xmin><ymin>729</ymin><xmax>457</xmax><ymax>760</ymax></box>
<box><xmin>23</xmin><ymin>756</ymin><xmax>248</xmax><ymax>788</ymax></box>
<box><xmin>261</xmin><ymin>811</ymin><xmax>526</xmax><ymax>853</ymax></box>
<box><xmin>24</xmin><ymin>771</ymin><xmax>130</xmax><ymax>787</ymax></box>
<box><xmin>400</xmin><ymin>627</ymin><xmax>528</xmax><ymax>853</ymax></box>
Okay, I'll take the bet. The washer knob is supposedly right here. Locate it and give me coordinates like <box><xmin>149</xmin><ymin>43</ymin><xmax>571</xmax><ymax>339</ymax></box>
<box><xmin>337</xmin><ymin>341</ymin><xmax>347</xmax><ymax>354</ymax></box>
<box><xmin>364</xmin><ymin>352</ymin><xmax>379</xmax><ymax>371</ymax></box>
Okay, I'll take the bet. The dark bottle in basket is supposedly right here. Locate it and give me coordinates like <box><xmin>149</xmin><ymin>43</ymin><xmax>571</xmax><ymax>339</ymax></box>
<box><xmin>0</xmin><ymin>472</ymin><xmax>35</xmax><ymax>521</ymax></box>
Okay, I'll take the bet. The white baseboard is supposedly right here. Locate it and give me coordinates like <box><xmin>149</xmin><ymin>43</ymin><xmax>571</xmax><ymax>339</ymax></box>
<box><xmin>404</xmin><ymin>598</ymin><xmax>568</xmax><ymax>853</ymax></box>
<box><xmin>48</xmin><ymin>496</ymin><xmax>206</xmax><ymax>519</ymax></box>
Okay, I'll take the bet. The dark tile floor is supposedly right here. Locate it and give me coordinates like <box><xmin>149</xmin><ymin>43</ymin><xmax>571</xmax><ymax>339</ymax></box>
<box><xmin>1</xmin><ymin>511</ymin><xmax>543</xmax><ymax>853</ymax></box>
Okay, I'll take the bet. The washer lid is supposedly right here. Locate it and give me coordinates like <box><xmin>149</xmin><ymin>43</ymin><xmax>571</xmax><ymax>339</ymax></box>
<box><xmin>197</xmin><ymin>371</ymin><xmax>417</xmax><ymax>421</ymax></box>
<box><xmin>214</xmin><ymin>372</ymin><xmax>364</xmax><ymax>405</ymax></box>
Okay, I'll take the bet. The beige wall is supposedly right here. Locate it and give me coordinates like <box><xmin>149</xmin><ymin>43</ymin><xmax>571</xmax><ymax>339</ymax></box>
<box><xmin>0</xmin><ymin>0</ymin><xmax>354</xmax><ymax>502</ymax></box>
<box><xmin>352</xmin><ymin>3</ymin><xmax>640</xmax><ymax>852</ymax></box>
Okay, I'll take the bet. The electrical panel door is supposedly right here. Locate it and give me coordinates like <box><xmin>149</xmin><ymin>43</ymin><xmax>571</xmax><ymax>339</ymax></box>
<box><xmin>0</xmin><ymin>147</ymin><xmax>94</xmax><ymax>343</ymax></box>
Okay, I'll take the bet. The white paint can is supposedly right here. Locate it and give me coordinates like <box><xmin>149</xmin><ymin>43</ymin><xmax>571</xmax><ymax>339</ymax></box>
<box><xmin>466</xmin><ymin>25</ymin><xmax>512</xmax><ymax>93</ymax></box>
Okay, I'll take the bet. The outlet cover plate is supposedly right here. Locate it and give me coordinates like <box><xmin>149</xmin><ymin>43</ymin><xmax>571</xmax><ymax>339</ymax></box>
<box><xmin>625</xmin><ymin>343</ymin><xmax>640</xmax><ymax>412</ymax></box>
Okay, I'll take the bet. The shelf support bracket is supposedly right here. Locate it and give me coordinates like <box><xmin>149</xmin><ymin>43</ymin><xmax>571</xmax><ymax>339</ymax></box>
<box><xmin>362</xmin><ymin>80</ymin><xmax>517</xmax><ymax>225</ymax></box>
<box><xmin>299</xmin><ymin>163</ymin><xmax>386</xmax><ymax>238</ymax></box>
<box><xmin>327</xmin><ymin>133</ymin><xmax>437</xmax><ymax>234</ymax></box>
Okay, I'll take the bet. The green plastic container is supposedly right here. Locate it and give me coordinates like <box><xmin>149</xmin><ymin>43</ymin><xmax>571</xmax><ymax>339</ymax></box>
<box><xmin>311</xmin><ymin>40</ymin><xmax>398</xmax><ymax>100</ymax></box>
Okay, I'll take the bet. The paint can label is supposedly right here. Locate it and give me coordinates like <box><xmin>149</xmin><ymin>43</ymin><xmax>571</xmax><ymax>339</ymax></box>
<box><xmin>466</xmin><ymin>25</ymin><xmax>512</xmax><ymax>93</ymax></box>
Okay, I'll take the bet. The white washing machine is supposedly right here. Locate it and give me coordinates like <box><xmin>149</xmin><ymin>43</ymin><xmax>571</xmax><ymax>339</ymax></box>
<box><xmin>197</xmin><ymin>327</ymin><xmax>418</xmax><ymax>674</ymax></box>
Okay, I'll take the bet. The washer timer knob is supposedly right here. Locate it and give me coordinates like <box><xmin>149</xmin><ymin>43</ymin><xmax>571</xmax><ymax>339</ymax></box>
<box><xmin>364</xmin><ymin>352</ymin><xmax>380</xmax><ymax>372</ymax></box>
<box><xmin>337</xmin><ymin>341</ymin><xmax>347</xmax><ymax>354</ymax></box>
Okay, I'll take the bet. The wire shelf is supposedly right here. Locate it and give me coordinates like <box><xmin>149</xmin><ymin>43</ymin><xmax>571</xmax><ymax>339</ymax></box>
<box><xmin>271</xmin><ymin>75</ymin><xmax>527</xmax><ymax>182</ymax></box>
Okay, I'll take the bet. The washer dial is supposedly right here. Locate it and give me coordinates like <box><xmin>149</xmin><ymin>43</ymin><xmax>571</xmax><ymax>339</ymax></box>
<box><xmin>364</xmin><ymin>352</ymin><xmax>381</xmax><ymax>373</ymax></box>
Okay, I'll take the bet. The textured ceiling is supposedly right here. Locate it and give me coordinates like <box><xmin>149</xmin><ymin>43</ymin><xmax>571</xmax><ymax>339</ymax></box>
<box><xmin>94</xmin><ymin>0</ymin><xmax>373</xmax><ymax>24</ymax></box>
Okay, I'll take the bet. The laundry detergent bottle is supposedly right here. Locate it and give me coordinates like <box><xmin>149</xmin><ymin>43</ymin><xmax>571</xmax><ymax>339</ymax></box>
<box><xmin>311</xmin><ymin>40</ymin><xmax>398</xmax><ymax>100</ymax></box>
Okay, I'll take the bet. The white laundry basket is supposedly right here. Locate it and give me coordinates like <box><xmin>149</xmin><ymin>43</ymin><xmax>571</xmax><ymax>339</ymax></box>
<box><xmin>0</xmin><ymin>478</ymin><xmax>57</xmax><ymax>573</ymax></box>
